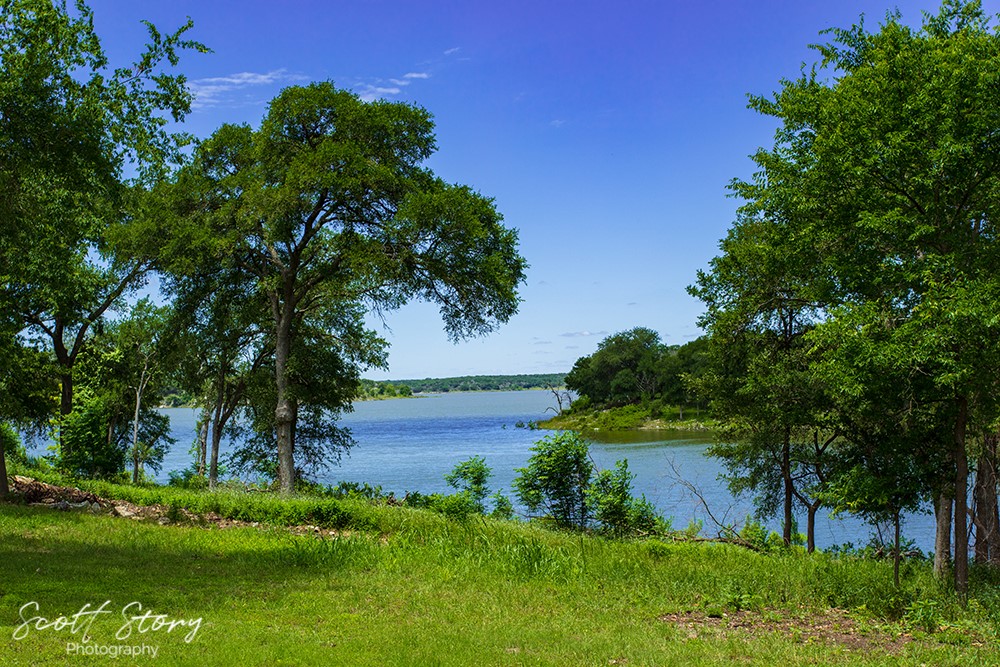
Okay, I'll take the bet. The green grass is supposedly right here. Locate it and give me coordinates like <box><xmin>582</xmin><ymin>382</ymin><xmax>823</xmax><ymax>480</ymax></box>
<box><xmin>1</xmin><ymin>495</ymin><xmax>998</xmax><ymax>665</ymax></box>
<box><xmin>540</xmin><ymin>403</ymin><xmax>716</xmax><ymax>432</ymax></box>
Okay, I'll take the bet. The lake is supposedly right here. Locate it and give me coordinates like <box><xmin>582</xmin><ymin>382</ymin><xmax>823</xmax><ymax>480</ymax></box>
<box><xmin>156</xmin><ymin>390</ymin><xmax>936</xmax><ymax>552</ymax></box>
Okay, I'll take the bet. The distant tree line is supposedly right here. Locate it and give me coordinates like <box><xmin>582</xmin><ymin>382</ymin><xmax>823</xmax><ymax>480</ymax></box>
<box><xmin>394</xmin><ymin>374</ymin><xmax>566</xmax><ymax>394</ymax></box>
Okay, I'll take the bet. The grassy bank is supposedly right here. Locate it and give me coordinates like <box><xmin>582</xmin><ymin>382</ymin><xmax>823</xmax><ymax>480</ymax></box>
<box><xmin>540</xmin><ymin>403</ymin><xmax>716</xmax><ymax>433</ymax></box>
<box><xmin>1</xmin><ymin>482</ymin><xmax>998</xmax><ymax>665</ymax></box>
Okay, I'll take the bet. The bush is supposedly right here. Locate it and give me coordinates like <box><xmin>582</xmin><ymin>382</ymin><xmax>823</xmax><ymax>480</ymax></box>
<box><xmin>1</xmin><ymin>423</ymin><xmax>26</xmax><ymax>464</ymax></box>
<box><xmin>444</xmin><ymin>456</ymin><xmax>492</xmax><ymax>512</ymax></box>
<box><xmin>57</xmin><ymin>394</ymin><xmax>126</xmax><ymax>479</ymax></box>
<box><xmin>514</xmin><ymin>432</ymin><xmax>593</xmax><ymax>530</ymax></box>
<box><xmin>587</xmin><ymin>460</ymin><xmax>660</xmax><ymax>537</ymax></box>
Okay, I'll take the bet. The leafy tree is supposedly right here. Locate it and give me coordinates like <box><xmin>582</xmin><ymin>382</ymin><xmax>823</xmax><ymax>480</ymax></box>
<box><xmin>0</xmin><ymin>0</ymin><xmax>206</xmax><ymax>446</ymax></box>
<box><xmin>694</xmin><ymin>0</ymin><xmax>1000</xmax><ymax>594</ymax></box>
<box><xmin>116</xmin><ymin>300</ymin><xmax>174</xmax><ymax>483</ymax></box>
<box><xmin>445</xmin><ymin>456</ymin><xmax>492</xmax><ymax>513</ymax></box>
<box><xmin>514</xmin><ymin>432</ymin><xmax>594</xmax><ymax>530</ymax></box>
<box><xmin>565</xmin><ymin>327</ymin><xmax>667</xmax><ymax>407</ymax></box>
<box><xmin>586</xmin><ymin>460</ymin><xmax>658</xmax><ymax>537</ymax></box>
<box><xmin>164</xmin><ymin>82</ymin><xmax>526</xmax><ymax>492</ymax></box>
<box><xmin>0</xmin><ymin>332</ymin><xmax>55</xmax><ymax>496</ymax></box>
<box><xmin>167</xmin><ymin>267</ymin><xmax>271</xmax><ymax>487</ymax></box>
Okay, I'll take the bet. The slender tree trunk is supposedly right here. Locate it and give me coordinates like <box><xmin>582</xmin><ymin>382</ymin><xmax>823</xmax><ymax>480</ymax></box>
<box><xmin>131</xmin><ymin>385</ymin><xmax>143</xmax><ymax>484</ymax></box>
<box><xmin>934</xmin><ymin>491</ymin><xmax>953</xmax><ymax>579</ymax></box>
<box><xmin>954</xmin><ymin>396</ymin><xmax>969</xmax><ymax>598</ymax></box>
<box><xmin>209</xmin><ymin>421</ymin><xmax>223</xmax><ymax>490</ymax></box>
<box><xmin>893</xmin><ymin>509</ymin><xmax>901</xmax><ymax>588</ymax></box>
<box><xmin>782</xmin><ymin>425</ymin><xmax>793</xmax><ymax>546</ymax></box>
<box><xmin>274</xmin><ymin>306</ymin><xmax>295</xmax><ymax>494</ymax></box>
<box><xmin>0</xmin><ymin>436</ymin><xmax>9</xmax><ymax>498</ymax></box>
<box><xmin>973</xmin><ymin>433</ymin><xmax>1000</xmax><ymax>565</ymax></box>
<box><xmin>197</xmin><ymin>417</ymin><xmax>208</xmax><ymax>477</ymax></box>
<box><xmin>58</xmin><ymin>371</ymin><xmax>74</xmax><ymax>458</ymax></box>
<box><xmin>807</xmin><ymin>504</ymin><xmax>817</xmax><ymax>554</ymax></box>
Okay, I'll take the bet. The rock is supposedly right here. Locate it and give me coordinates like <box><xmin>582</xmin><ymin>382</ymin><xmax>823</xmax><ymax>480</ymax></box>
<box><xmin>157</xmin><ymin>517</ymin><xmax>171</xmax><ymax>525</ymax></box>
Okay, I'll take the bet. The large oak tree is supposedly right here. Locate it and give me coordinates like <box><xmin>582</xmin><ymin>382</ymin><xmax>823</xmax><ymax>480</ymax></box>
<box><xmin>166</xmin><ymin>83</ymin><xmax>526</xmax><ymax>493</ymax></box>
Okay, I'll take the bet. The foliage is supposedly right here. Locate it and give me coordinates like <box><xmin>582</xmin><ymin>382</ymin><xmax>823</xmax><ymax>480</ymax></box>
<box><xmin>565</xmin><ymin>327</ymin><xmax>666</xmax><ymax>407</ymax></box>
<box><xmin>444</xmin><ymin>456</ymin><xmax>492</xmax><ymax>513</ymax></box>
<box><xmin>161</xmin><ymin>81</ymin><xmax>527</xmax><ymax>492</ymax></box>
<box><xmin>357</xmin><ymin>380</ymin><xmax>413</xmax><ymax>400</ymax></box>
<box><xmin>564</xmin><ymin>330</ymin><xmax>709</xmax><ymax>418</ymax></box>
<box><xmin>0</xmin><ymin>0</ymin><xmax>207</xmax><ymax>427</ymax></box>
<box><xmin>514</xmin><ymin>432</ymin><xmax>594</xmax><ymax>530</ymax></box>
<box><xmin>586</xmin><ymin>459</ymin><xmax>659</xmax><ymax>537</ymax></box>
<box><xmin>689</xmin><ymin>1</ymin><xmax>1000</xmax><ymax>589</ymax></box>
<box><xmin>56</xmin><ymin>390</ymin><xmax>125</xmax><ymax>479</ymax></box>
<box><xmin>394</xmin><ymin>373</ymin><xmax>566</xmax><ymax>393</ymax></box>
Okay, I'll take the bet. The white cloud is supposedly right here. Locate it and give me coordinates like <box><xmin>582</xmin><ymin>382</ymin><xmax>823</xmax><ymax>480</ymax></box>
<box><xmin>559</xmin><ymin>330</ymin><xmax>607</xmax><ymax>338</ymax></box>
<box><xmin>356</xmin><ymin>71</ymin><xmax>432</xmax><ymax>102</ymax></box>
<box><xmin>187</xmin><ymin>69</ymin><xmax>305</xmax><ymax>109</ymax></box>
<box><xmin>444</xmin><ymin>47</ymin><xmax>460</xmax><ymax>55</ymax></box>
<box><xmin>357</xmin><ymin>85</ymin><xmax>404</xmax><ymax>101</ymax></box>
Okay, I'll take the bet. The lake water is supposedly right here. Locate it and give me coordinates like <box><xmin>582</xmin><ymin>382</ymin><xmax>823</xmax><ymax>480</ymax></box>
<box><xmin>155</xmin><ymin>390</ymin><xmax>936</xmax><ymax>552</ymax></box>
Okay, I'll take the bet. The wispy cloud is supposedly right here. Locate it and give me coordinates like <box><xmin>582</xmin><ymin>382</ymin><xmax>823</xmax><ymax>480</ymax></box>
<box><xmin>356</xmin><ymin>70</ymin><xmax>432</xmax><ymax>102</ymax></box>
<box><xmin>188</xmin><ymin>69</ymin><xmax>305</xmax><ymax>109</ymax></box>
<box><xmin>444</xmin><ymin>47</ymin><xmax>460</xmax><ymax>55</ymax></box>
<box><xmin>533</xmin><ymin>340</ymin><xmax>553</xmax><ymax>346</ymax></box>
<box><xmin>559</xmin><ymin>330</ymin><xmax>607</xmax><ymax>338</ymax></box>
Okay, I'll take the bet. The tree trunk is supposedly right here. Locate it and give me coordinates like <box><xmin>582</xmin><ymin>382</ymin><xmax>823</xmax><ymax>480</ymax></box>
<box><xmin>934</xmin><ymin>491</ymin><xmax>953</xmax><ymax>579</ymax></box>
<box><xmin>953</xmin><ymin>396</ymin><xmax>969</xmax><ymax>598</ymax></box>
<box><xmin>59</xmin><ymin>371</ymin><xmax>74</xmax><ymax>458</ymax></box>
<box><xmin>197</xmin><ymin>417</ymin><xmax>208</xmax><ymax>477</ymax></box>
<box><xmin>60</xmin><ymin>372</ymin><xmax>73</xmax><ymax>416</ymax></box>
<box><xmin>209</xmin><ymin>421</ymin><xmax>223</xmax><ymax>490</ymax></box>
<box><xmin>131</xmin><ymin>386</ymin><xmax>142</xmax><ymax>484</ymax></box>
<box><xmin>782</xmin><ymin>425</ymin><xmax>793</xmax><ymax>546</ymax></box>
<box><xmin>274</xmin><ymin>308</ymin><xmax>295</xmax><ymax>494</ymax></box>
<box><xmin>973</xmin><ymin>433</ymin><xmax>1000</xmax><ymax>565</ymax></box>
<box><xmin>0</xmin><ymin>435</ymin><xmax>9</xmax><ymax>498</ymax></box>
<box><xmin>893</xmin><ymin>509</ymin><xmax>901</xmax><ymax>588</ymax></box>
<box><xmin>806</xmin><ymin>503</ymin><xmax>817</xmax><ymax>554</ymax></box>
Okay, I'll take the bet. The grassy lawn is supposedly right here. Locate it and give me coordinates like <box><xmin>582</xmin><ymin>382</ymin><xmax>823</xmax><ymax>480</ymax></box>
<box><xmin>0</xmin><ymin>500</ymin><xmax>997</xmax><ymax>666</ymax></box>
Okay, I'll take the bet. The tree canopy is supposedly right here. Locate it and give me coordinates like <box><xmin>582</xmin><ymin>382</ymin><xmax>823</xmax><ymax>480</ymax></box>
<box><xmin>161</xmin><ymin>82</ymin><xmax>527</xmax><ymax>492</ymax></box>
<box><xmin>691</xmin><ymin>0</ymin><xmax>1000</xmax><ymax>592</ymax></box>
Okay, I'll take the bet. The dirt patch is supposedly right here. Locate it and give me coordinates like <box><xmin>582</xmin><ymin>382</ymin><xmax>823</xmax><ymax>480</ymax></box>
<box><xmin>659</xmin><ymin>608</ymin><xmax>913</xmax><ymax>653</ymax></box>
<box><xmin>7</xmin><ymin>475</ymin><xmax>344</xmax><ymax>537</ymax></box>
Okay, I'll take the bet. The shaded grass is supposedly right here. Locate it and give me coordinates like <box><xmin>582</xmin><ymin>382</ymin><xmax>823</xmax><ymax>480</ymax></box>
<box><xmin>0</xmin><ymin>501</ymin><xmax>998</xmax><ymax>665</ymax></box>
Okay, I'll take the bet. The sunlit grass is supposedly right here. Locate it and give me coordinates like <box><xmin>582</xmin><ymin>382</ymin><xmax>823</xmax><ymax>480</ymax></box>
<box><xmin>0</xmin><ymin>499</ymin><xmax>997</xmax><ymax>665</ymax></box>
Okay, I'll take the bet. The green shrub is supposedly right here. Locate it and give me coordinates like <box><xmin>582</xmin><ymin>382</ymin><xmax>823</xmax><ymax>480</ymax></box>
<box><xmin>514</xmin><ymin>432</ymin><xmax>593</xmax><ymax>530</ymax></box>
<box><xmin>444</xmin><ymin>456</ymin><xmax>492</xmax><ymax>512</ymax></box>
<box><xmin>587</xmin><ymin>459</ymin><xmax>660</xmax><ymax>537</ymax></box>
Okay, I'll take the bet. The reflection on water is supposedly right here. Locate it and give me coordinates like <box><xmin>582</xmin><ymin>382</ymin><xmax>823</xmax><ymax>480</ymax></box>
<box><xmin>155</xmin><ymin>390</ymin><xmax>935</xmax><ymax>552</ymax></box>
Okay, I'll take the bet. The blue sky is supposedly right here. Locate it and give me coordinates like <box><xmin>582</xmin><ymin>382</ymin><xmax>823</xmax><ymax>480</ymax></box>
<box><xmin>90</xmin><ymin>0</ymin><xmax>998</xmax><ymax>380</ymax></box>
